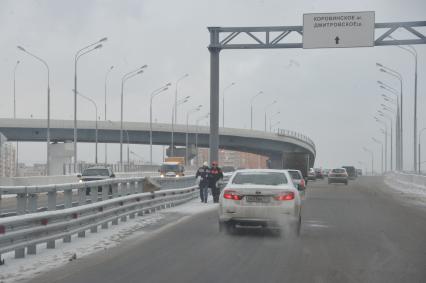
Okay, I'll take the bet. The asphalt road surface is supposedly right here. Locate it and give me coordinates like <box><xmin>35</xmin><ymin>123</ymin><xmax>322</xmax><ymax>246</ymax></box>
<box><xmin>31</xmin><ymin>177</ymin><xmax>426</xmax><ymax>283</ymax></box>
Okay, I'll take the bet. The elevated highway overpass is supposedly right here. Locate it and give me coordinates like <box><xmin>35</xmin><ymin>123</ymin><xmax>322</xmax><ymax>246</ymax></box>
<box><xmin>0</xmin><ymin>118</ymin><xmax>315</xmax><ymax>171</ymax></box>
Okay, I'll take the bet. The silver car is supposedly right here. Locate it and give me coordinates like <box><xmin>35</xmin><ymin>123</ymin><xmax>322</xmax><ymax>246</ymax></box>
<box><xmin>218</xmin><ymin>169</ymin><xmax>302</xmax><ymax>235</ymax></box>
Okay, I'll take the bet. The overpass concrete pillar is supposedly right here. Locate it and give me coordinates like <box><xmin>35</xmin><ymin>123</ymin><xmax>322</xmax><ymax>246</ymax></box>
<box><xmin>49</xmin><ymin>142</ymin><xmax>73</xmax><ymax>175</ymax></box>
<box><xmin>282</xmin><ymin>152</ymin><xmax>310</xmax><ymax>177</ymax></box>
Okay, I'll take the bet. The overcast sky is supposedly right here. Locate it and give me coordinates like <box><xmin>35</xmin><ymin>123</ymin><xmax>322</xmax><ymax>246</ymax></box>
<box><xmin>0</xmin><ymin>0</ymin><xmax>425</xmax><ymax>171</ymax></box>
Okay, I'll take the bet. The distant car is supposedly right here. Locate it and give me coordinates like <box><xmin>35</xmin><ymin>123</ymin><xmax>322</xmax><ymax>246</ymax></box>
<box><xmin>356</xmin><ymin>169</ymin><xmax>362</xmax><ymax>176</ymax></box>
<box><xmin>287</xmin><ymin>169</ymin><xmax>306</xmax><ymax>191</ymax></box>
<box><xmin>78</xmin><ymin>166</ymin><xmax>115</xmax><ymax>181</ymax></box>
<box><xmin>328</xmin><ymin>168</ymin><xmax>348</xmax><ymax>185</ymax></box>
<box><xmin>314</xmin><ymin>168</ymin><xmax>324</xmax><ymax>179</ymax></box>
<box><xmin>78</xmin><ymin>166</ymin><xmax>115</xmax><ymax>195</ymax></box>
<box><xmin>222</xmin><ymin>166</ymin><xmax>236</xmax><ymax>173</ymax></box>
<box><xmin>218</xmin><ymin>169</ymin><xmax>302</xmax><ymax>235</ymax></box>
<box><xmin>308</xmin><ymin>168</ymin><xmax>316</xmax><ymax>181</ymax></box>
<box><xmin>159</xmin><ymin>162</ymin><xmax>185</xmax><ymax>178</ymax></box>
<box><xmin>323</xmin><ymin>169</ymin><xmax>330</xmax><ymax>177</ymax></box>
<box><xmin>342</xmin><ymin>166</ymin><xmax>357</xmax><ymax>180</ymax></box>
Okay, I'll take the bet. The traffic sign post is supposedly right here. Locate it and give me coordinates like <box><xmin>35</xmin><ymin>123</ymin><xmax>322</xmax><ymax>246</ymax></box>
<box><xmin>303</xmin><ymin>11</ymin><xmax>375</xmax><ymax>49</ymax></box>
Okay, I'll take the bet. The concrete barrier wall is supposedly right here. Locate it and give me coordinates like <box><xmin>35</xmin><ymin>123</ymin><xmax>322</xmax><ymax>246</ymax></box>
<box><xmin>384</xmin><ymin>171</ymin><xmax>426</xmax><ymax>197</ymax></box>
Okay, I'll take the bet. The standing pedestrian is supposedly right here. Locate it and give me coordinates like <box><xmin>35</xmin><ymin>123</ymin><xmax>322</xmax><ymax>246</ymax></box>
<box><xmin>209</xmin><ymin>161</ymin><xmax>223</xmax><ymax>203</ymax></box>
<box><xmin>196</xmin><ymin>161</ymin><xmax>210</xmax><ymax>203</ymax></box>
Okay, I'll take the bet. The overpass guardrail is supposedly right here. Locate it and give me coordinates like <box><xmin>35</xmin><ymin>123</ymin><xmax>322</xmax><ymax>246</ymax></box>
<box><xmin>277</xmin><ymin>128</ymin><xmax>316</xmax><ymax>153</ymax></box>
<box><xmin>0</xmin><ymin>176</ymin><xmax>196</xmax><ymax>217</ymax></box>
<box><xmin>0</xmin><ymin>185</ymin><xmax>198</xmax><ymax>263</ymax></box>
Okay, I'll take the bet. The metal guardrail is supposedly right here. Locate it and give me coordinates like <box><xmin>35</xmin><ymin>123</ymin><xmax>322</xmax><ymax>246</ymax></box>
<box><xmin>0</xmin><ymin>186</ymin><xmax>198</xmax><ymax>262</ymax></box>
<box><xmin>0</xmin><ymin>176</ymin><xmax>196</xmax><ymax>217</ymax></box>
<box><xmin>276</xmin><ymin>128</ymin><xmax>316</xmax><ymax>152</ymax></box>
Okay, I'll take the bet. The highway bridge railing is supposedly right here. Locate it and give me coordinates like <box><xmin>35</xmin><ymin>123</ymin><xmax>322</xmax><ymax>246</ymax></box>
<box><xmin>0</xmin><ymin>185</ymin><xmax>198</xmax><ymax>262</ymax></box>
<box><xmin>0</xmin><ymin>176</ymin><xmax>196</xmax><ymax>217</ymax></box>
<box><xmin>276</xmin><ymin>128</ymin><xmax>316</xmax><ymax>153</ymax></box>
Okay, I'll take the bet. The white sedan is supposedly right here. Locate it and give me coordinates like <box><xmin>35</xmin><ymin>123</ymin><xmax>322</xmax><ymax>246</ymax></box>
<box><xmin>218</xmin><ymin>169</ymin><xmax>302</xmax><ymax>235</ymax></box>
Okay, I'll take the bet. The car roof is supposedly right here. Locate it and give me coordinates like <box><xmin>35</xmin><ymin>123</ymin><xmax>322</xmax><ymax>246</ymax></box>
<box><xmin>286</xmin><ymin>169</ymin><xmax>302</xmax><ymax>173</ymax></box>
<box><xmin>85</xmin><ymin>166</ymin><xmax>109</xmax><ymax>170</ymax></box>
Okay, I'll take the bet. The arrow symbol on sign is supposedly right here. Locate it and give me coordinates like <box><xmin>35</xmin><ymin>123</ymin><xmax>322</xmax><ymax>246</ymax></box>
<box><xmin>335</xmin><ymin>36</ymin><xmax>340</xmax><ymax>44</ymax></box>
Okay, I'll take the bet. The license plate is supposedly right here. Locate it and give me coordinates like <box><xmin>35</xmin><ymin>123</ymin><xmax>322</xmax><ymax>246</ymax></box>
<box><xmin>245</xmin><ymin>196</ymin><xmax>270</xmax><ymax>203</ymax></box>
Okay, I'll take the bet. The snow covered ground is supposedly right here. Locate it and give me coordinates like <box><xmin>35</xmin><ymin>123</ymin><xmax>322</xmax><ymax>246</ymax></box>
<box><xmin>384</xmin><ymin>173</ymin><xmax>426</xmax><ymax>207</ymax></box>
<box><xmin>0</xmin><ymin>197</ymin><xmax>217</xmax><ymax>283</ymax></box>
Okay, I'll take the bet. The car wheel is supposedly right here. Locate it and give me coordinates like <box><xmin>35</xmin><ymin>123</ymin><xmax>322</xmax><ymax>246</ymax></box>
<box><xmin>345</xmin><ymin>181</ymin><xmax>348</xmax><ymax>185</ymax></box>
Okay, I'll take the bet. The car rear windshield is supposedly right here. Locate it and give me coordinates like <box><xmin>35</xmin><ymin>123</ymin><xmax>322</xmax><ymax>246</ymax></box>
<box><xmin>161</xmin><ymin>164</ymin><xmax>179</xmax><ymax>171</ymax></box>
<box><xmin>232</xmin><ymin>172</ymin><xmax>288</xmax><ymax>185</ymax></box>
<box><xmin>82</xmin><ymin>169</ymin><xmax>109</xmax><ymax>176</ymax></box>
<box><xmin>332</xmin><ymin>169</ymin><xmax>346</xmax><ymax>173</ymax></box>
<box><xmin>288</xmin><ymin>171</ymin><xmax>302</xmax><ymax>180</ymax></box>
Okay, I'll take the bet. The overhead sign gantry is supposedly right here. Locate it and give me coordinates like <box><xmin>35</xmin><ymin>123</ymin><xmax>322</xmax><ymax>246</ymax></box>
<box><xmin>207</xmin><ymin>14</ymin><xmax>426</xmax><ymax>166</ymax></box>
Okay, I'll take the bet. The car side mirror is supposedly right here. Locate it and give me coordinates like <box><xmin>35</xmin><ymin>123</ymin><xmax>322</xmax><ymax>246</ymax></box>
<box><xmin>77</xmin><ymin>174</ymin><xmax>82</xmax><ymax>178</ymax></box>
<box><xmin>110</xmin><ymin>174</ymin><xmax>115</xmax><ymax>178</ymax></box>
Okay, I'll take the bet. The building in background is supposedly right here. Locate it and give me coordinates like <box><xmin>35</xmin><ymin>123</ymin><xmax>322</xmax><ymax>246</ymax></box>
<box><xmin>196</xmin><ymin>148</ymin><xmax>268</xmax><ymax>169</ymax></box>
<box><xmin>0</xmin><ymin>133</ymin><xmax>17</xmax><ymax>177</ymax></box>
<box><xmin>19</xmin><ymin>163</ymin><xmax>46</xmax><ymax>177</ymax></box>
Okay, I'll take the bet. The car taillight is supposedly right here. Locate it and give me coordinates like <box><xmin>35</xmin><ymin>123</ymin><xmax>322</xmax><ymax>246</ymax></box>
<box><xmin>274</xmin><ymin>191</ymin><xmax>295</xmax><ymax>201</ymax></box>
<box><xmin>223</xmin><ymin>190</ymin><xmax>243</xmax><ymax>200</ymax></box>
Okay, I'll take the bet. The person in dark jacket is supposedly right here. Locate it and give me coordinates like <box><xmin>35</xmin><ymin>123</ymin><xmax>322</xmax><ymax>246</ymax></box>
<box><xmin>196</xmin><ymin>161</ymin><xmax>210</xmax><ymax>203</ymax></box>
<box><xmin>209</xmin><ymin>161</ymin><xmax>224</xmax><ymax>203</ymax></box>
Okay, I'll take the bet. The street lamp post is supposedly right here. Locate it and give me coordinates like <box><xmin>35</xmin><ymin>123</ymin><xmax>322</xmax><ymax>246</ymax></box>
<box><xmin>195</xmin><ymin>113</ymin><xmax>210</xmax><ymax>167</ymax></box>
<box><xmin>222</xmin><ymin>82</ymin><xmax>235</xmax><ymax>128</ymax></box>
<box><xmin>120</xmin><ymin>66</ymin><xmax>147</xmax><ymax>170</ymax></box>
<box><xmin>175</xmin><ymin>74</ymin><xmax>189</xmax><ymax>124</ymax></box>
<box><xmin>375</xmin><ymin>117</ymin><xmax>388</xmax><ymax>172</ymax></box>
<box><xmin>171</xmin><ymin>96</ymin><xmax>190</xmax><ymax>157</ymax></box>
<box><xmin>108</xmin><ymin>120</ymin><xmax>130</xmax><ymax>170</ymax></box>
<box><xmin>150</xmin><ymin>83</ymin><xmax>171</xmax><ymax>165</ymax></box>
<box><xmin>379</xmin><ymin>110</ymin><xmax>394</xmax><ymax>171</ymax></box>
<box><xmin>379</xmin><ymin>81</ymin><xmax>401</xmax><ymax>170</ymax></box>
<box><xmin>13</xmin><ymin>60</ymin><xmax>20</xmax><ymax>176</ymax></box>
<box><xmin>104</xmin><ymin>65</ymin><xmax>114</xmax><ymax>165</ymax></box>
<box><xmin>377</xmin><ymin>63</ymin><xmax>403</xmax><ymax>170</ymax></box>
<box><xmin>363</xmin><ymin>147</ymin><xmax>374</xmax><ymax>176</ymax></box>
<box><xmin>372</xmin><ymin>137</ymin><xmax>384</xmax><ymax>174</ymax></box>
<box><xmin>17</xmin><ymin>46</ymin><xmax>51</xmax><ymax>175</ymax></box>
<box><xmin>73</xmin><ymin>37</ymin><xmax>107</xmax><ymax>173</ymax></box>
<box><xmin>269</xmin><ymin>111</ymin><xmax>280</xmax><ymax>132</ymax></box>
<box><xmin>75</xmin><ymin>91</ymin><xmax>98</xmax><ymax>164</ymax></box>
<box><xmin>250</xmin><ymin>91</ymin><xmax>263</xmax><ymax>130</ymax></box>
<box><xmin>264</xmin><ymin>100</ymin><xmax>277</xmax><ymax>132</ymax></box>
<box><xmin>419</xmin><ymin>128</ymin><xmax>426</xmax><ymax>174</ymax></box>
<box><xmin>388</xmin><ymin>36</ymin><xmax>419</xmax><ymax>172</ymax></box>
<box><xmin>186</xmin><ymin>105</ymin><xmax>202</xmax><ymax>166</ymax></box>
